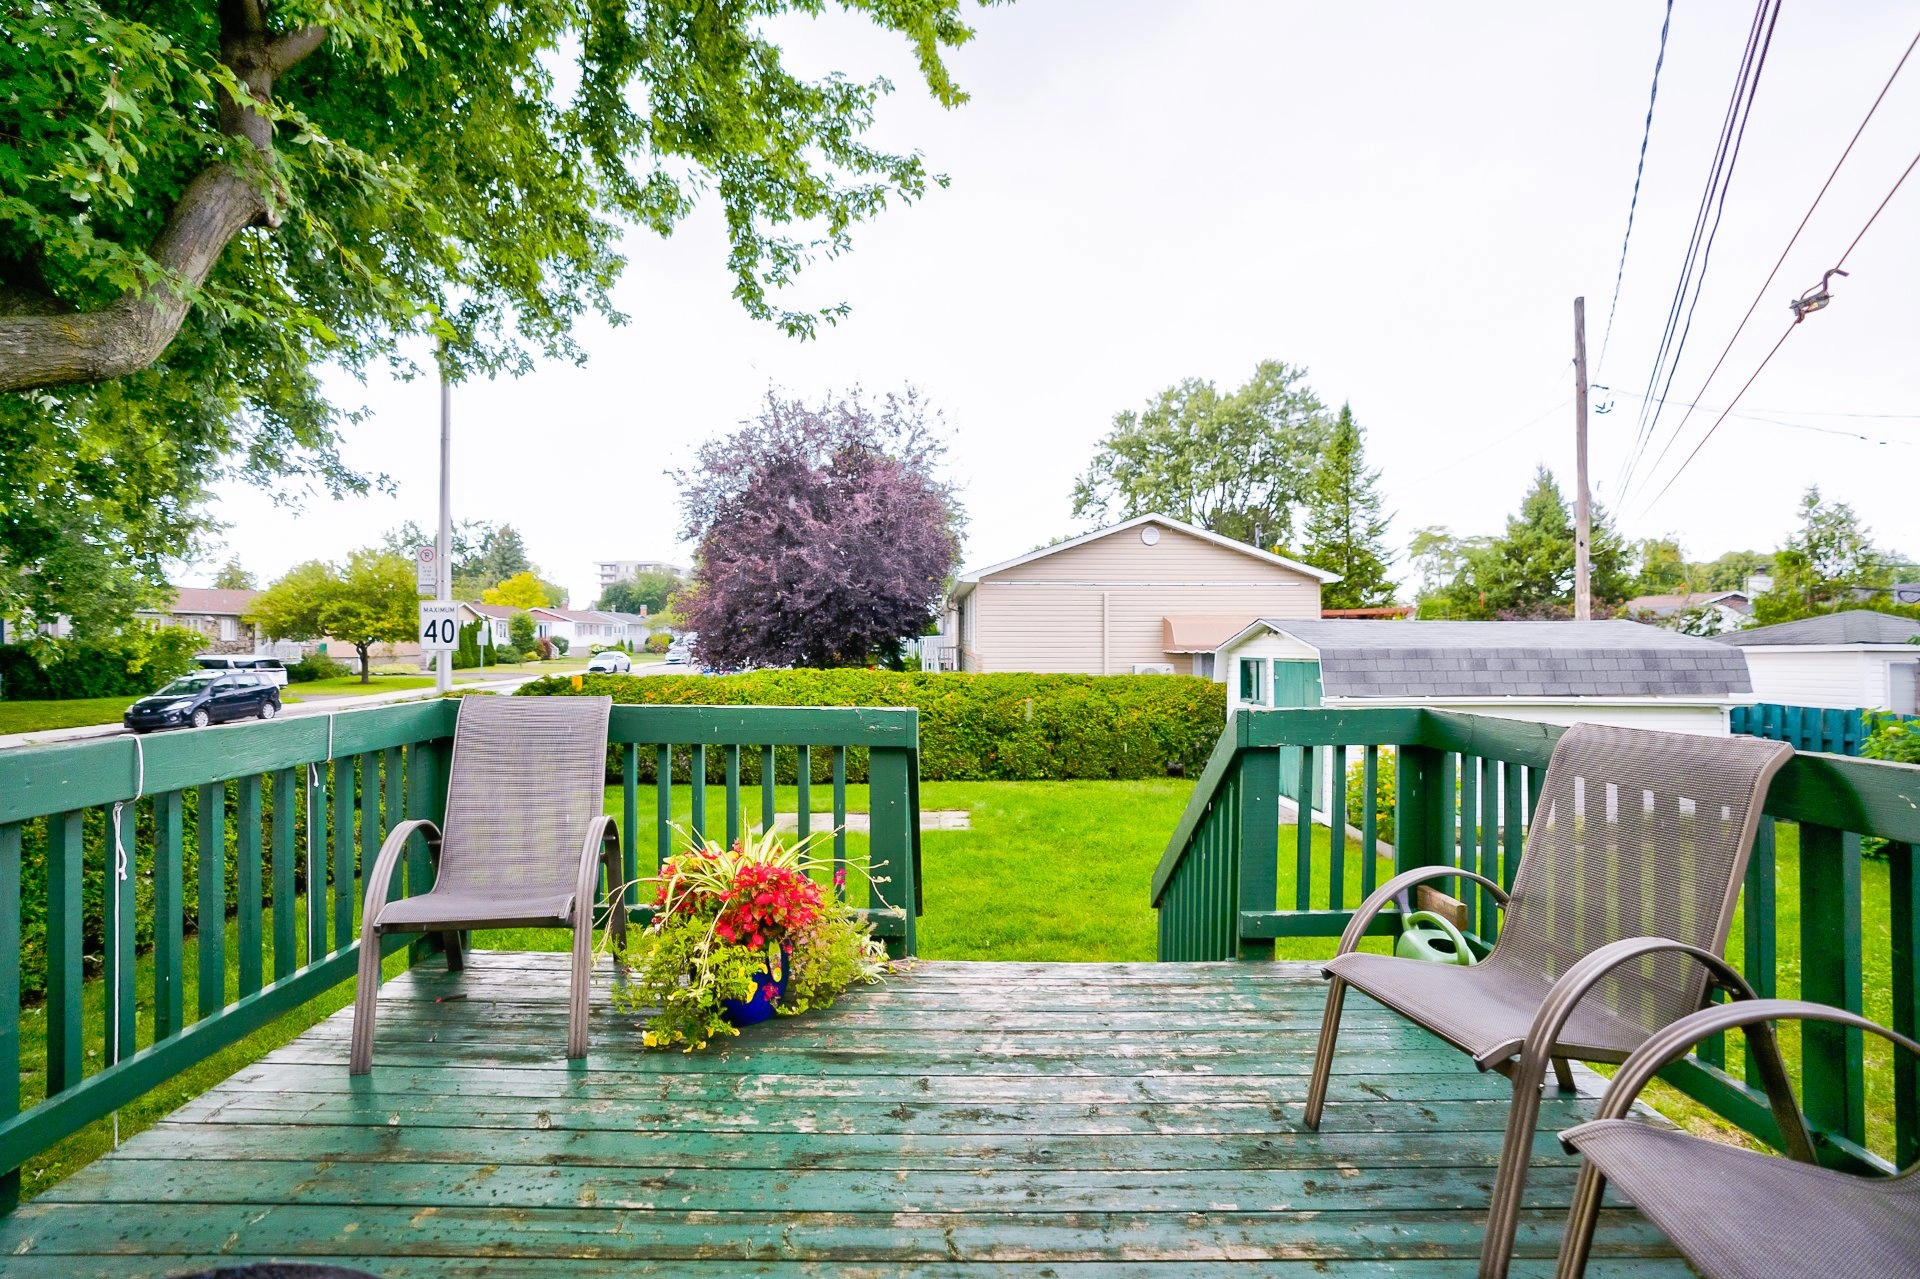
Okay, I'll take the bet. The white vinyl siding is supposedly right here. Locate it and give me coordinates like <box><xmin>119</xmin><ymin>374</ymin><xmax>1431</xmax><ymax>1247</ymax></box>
<box><xmin>964</xmin><ymin>523</ymin><xmax>1322</xmax><ymax>674</ymax></box>
<box><xmin>1740</xmin><ymin>647</ymin><xmax>1919</xmax><ymax>710</ymax></box>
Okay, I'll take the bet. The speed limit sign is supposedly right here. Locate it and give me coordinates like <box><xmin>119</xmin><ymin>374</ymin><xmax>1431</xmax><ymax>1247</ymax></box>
<box><xmin>419</xmin><ymin>601</ymin><xmax>461</xmax><ymax>649</ymax></box>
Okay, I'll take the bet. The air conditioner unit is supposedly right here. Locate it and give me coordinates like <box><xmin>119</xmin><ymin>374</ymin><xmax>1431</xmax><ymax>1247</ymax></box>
<box><xmin>1131</xmin><ymin>663</ymin><xmax>1176</xmax><ymax>675</ymax></box>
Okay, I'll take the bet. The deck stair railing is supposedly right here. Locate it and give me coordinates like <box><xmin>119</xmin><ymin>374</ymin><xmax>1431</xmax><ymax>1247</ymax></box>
<box><xmin>1152</xmin><ymin>707</ymin><xmax>1920</xmax><ymax>1175</ymax></box>
<box><xmin>0</xmin><ymin>697</ymin><xmax>920</xmax><ymax>1210</ymax></box>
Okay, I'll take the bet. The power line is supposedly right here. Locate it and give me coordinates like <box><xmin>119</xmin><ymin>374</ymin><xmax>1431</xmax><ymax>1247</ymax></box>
<box><xmin>1596</xmin><ymin>0</ymin><xmax>1676</xmax><ymax>375</ymax></box>
<box><xmin>1614</xmin><ymin>0</ymin><xmax>1771</xmax><ymax>494</ymax></box>
<box><xmin>1616</xmin><ymin>0</ymin><xmax>1781</xmax><ymax>501</ymax></box>
<box><xmin>1624</xmin><ymin>18</ymin><xmax>1920</xmax><ymax>499</ymax></box>
<box><xmin>1638</xmin><ymin>143</ymin><xmax>1920</xmax><ymax>513</ymax></box>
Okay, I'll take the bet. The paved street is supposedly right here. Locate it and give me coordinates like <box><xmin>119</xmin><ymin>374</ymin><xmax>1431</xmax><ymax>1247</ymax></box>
<box><xmin>0</xmin><ymin>673</ymin><xmax>539</xmax><ymax>751</ymax></box>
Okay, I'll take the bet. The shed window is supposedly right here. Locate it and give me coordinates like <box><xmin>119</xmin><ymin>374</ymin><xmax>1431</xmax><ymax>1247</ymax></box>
<box><xmin>1238</xmin><ymin>657</ymin><xmax>1266</xmax><ymax>705</ymax></box>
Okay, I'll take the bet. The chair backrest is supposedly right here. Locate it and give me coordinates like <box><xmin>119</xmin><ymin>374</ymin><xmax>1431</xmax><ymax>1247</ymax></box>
<box><xmin>1491</xmin><ymin>722</ymin><xmax>1792</xmax><ymax>1037</ymax></box>
<box><xmin>433</xmin><ymin>695</ymin><xmax>613</xmax><ymax>900</ymax></box>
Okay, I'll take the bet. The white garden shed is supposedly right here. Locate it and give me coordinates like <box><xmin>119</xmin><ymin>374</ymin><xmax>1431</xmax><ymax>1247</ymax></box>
<box><xmin>1215</xmin><ymin>619</ymin><xmax>1754</xmax><ymax>734</ymax></box>
<box><xmin>1713</xmin><ymin>610</ymin><xmax>1920</xmax><ymax>714</ymax></box>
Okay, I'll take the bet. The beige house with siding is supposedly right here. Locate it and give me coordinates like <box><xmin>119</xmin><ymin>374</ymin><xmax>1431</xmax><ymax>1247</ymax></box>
<box><xmin>945</xmin><ymin>514</ymin><xmax>1335</xmax><ymax>675</ymax></box>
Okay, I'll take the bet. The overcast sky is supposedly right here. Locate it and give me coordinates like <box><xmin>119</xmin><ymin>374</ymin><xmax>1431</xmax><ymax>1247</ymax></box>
<box><xmin>199</xmin><ymin>1</ymin><xmax>1920</xmax><ymax>605</ymax></box>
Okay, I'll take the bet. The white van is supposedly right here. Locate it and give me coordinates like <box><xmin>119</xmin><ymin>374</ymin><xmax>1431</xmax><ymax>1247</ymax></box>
<box><xmin>193</xmin><ymin>655</ymin><xmax>290</xmax><ymax>687</ymax></box>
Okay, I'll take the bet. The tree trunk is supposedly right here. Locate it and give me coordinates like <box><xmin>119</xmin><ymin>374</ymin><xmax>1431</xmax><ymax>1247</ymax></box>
<box><xmin>357</xmin><ymin>643</ymin><xmax>372</xmax><ymax>684</ymax></box>
<box><xmin>0</xmin><ymin>15</ymin><xmax>325</xmax><ymax>393</ymax></box>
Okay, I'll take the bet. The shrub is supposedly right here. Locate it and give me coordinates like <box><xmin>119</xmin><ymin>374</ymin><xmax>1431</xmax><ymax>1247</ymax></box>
<box><xmin>450</xmin><ymin>619</ymin><xmax>485</xmax><ymax>670</ymax></box>
<box><xmin>1345</xmin><ymin>747</ymin><xmax>1397</xmax><ymax>832</ymax></box>
<box><xmin>1861</xmin><ymin>714</ymin><xmax>1919</xmax><ymax>859</ymax></box>
<box><xmin>287</xmin><ymin>654</ymin><xmax>350</xmax><ymax>682</ymax></box>
<box><xmin>552</xmin><ymin>636</ymin><xmax>570</xmax><ymax>656</ymax></box>
<box><xmin>521</xmin><ymin>648</ymin><xmax>542</xmax><ymax>663</ymax></box>
<box><xmin>507</xmin><ymin>612</ymin><xmax>537</xmax><ymax>651</ymax></box>
<box><xmin>520</xmin><ymin>669</ymin><xmax>1227</xmax><ymax>782</ymax></box>
<box><xmin>0</xmin><ymin>625</ymin><xmax>201</xmax><ymax>700</ymax></box>
<box><xmin>535</xmin><ymin>636</ymin><xmax>555</xmax><ymax>660</ymax></box>
<box><xmin>1861</xmin><ymin>713</ymin><xmax>1920</xmax><ymax>765</ymax></box>
<box><xmin>645</xmin><ymin>633</ymin><xmax>672</xmax><ymax>654</ymax></box>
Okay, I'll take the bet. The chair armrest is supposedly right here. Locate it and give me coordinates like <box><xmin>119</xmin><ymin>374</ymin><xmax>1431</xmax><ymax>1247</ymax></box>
<box><xmin>1498</xmin><ymin>936</ymin><xmax>1757</xmax><ymax>1075</ymax></box>
<box><xmin>360</xmin><ymin>819</ymin><xmax>442</xmax><ymax>935</ymax></box>
<box><xmin>1582</xmin><ymin>998</ymin><xmax>1920</xmax><ymax>1162</ymax></box>
<box><xmin>573</xmin><ymin>814</ymin><xmax>622</xmax><ymax>925</ymax></box>
<box><xmin>1335</xmin><ymin>865</ymin><xmax>1511</xmax><ymax>956</ymax></box>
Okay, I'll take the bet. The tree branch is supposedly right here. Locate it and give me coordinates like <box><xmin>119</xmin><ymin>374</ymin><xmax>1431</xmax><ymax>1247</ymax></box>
<box><xmin>268</xmin><ymin>26</ymin><xmax>327</xmax><ymax>75</ymax></box>
<box><xmin>0</xmin><ymin>166</ymin><xmax>267</xmax><ymax>390</ymax></box>
<box><xmin>0</xmin><ymin>17</ymin><xmax>328</xmax><ymax>393</ymax></box>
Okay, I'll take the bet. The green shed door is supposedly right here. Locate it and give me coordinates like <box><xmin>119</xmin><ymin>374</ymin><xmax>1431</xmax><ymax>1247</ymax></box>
<box><xmin>1271</xmin><ymin>660</ymin><xmax>1323</xmax><ymax>708</ymax></box>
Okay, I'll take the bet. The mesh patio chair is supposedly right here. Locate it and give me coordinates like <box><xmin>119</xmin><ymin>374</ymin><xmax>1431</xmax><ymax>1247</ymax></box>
<box><xmin>1301</xmin><ymin>722</ymin><xmax>1794</xmax><ymax>1279</ymax></box>
<box><xmin>1556</xmin><ymin>998</ymin><xmax>1920</xmax><ymax>1279</ymax></box>
<box><xmin>350</xmin><ymin>695</ymin><xmax>626</xmax><ymax>1074</ymax></box>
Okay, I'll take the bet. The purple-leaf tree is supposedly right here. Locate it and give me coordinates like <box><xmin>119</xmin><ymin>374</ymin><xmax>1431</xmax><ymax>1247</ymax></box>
<box><xmin>676</xmin><ymin>390</ymin><xmax>965</xmax><ymax>669</ymax></box>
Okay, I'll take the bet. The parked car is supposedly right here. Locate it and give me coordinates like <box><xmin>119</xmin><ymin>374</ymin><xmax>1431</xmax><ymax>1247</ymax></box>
<box><xmin>663</xmin><ymin>635</ymin><xmax>694</xmax><ymax>666</ymax></box>
<box><xmin>125</xmin><ymin>672</ymin><xmax>282</xmax><ymax>733</ymax></box>
<box><xmin>586</xmin><ymin>650</ymin><xmax>632</xmax><ymax>674</ymax></box>
<box><xmin>193</xmin><ymin>654</ymin><xmax>290</xmax><ymax>687</ymax></box>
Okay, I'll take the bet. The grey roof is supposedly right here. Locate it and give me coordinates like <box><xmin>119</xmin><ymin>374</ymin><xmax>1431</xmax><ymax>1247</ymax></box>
<box><xmin>1712</xmin><ymin>610</ymin><xmax>1920</xmax><ymax>648</ymax></box>
<box><xmin>1256</xmin><ymin>620</ymin><xmax>1752</xmax><ymax>699</ymax></box>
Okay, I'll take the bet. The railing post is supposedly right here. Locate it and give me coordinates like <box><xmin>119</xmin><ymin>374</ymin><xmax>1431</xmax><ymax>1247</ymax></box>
<box><xmin>1237</xmin><ymin>747</ymin><xmax>1280</xmax><ymax>961</ymax></box>
<box><xmin>868</xmin><ymin>745</ymin><xmax>916</xmax><ymax>958</ymax></box>
<box><xmin>153</xmin><ymin>790</ymin><xmax>185</xmax><ymax>1041</ymax></box>
<box><xmin>1890</xmin><ymin>839</ymin><xmax>1918</xmax><ymax>1168</ymax></box>
<box><xmin>1800</xmin><ymin>821</ymin><xmax>1866</xmax><ymax>1157</ymax></box>
<box><xmin>1394</xmin><ymin>745</ymin><xmax>1447</xmax><ymax>877</ymax></box>
<box><xmin>0</xmin><ymin>822</ymin><xmax>20</xmax><ymax>1213</ymax></box>
<box><xmin>46</xmin><ymin>811</ymin><xmax>85</xmax><ymax>1096</ymax></box>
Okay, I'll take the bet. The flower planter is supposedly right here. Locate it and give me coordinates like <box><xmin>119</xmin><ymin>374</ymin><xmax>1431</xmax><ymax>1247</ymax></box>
<box><xmin>722</xmin><ymin>947</ymin><xmax>789</xmax><ymax>1026</ymax></box>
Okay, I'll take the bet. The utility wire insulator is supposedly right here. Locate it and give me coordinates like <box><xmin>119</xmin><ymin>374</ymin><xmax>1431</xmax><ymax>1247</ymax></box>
<box><xmin>1789</xmin><ymin>267</ymin><xmax>1848</xmax><ymax>323</ymax></box>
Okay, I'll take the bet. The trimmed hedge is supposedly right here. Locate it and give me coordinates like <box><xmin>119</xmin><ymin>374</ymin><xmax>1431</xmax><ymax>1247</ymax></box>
<box><xmin>518</xmin><ymin>670</ymin><xmax>1227</xmax><ymax>782</ymax></box>
<box><xmin>0</xmin><ymin>626</ymin><xmax>202</xmax><ymax>700</ymax></box>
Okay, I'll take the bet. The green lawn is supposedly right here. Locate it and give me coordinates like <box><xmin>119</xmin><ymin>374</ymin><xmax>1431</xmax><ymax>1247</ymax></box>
<box><xmin>0</xmin><ymin>697</ymin><xmax>137</xmax><ymax>734</ymax></box>
<box><xmin>13</xmin><ymin>780</ymin><xmax>1905</xmax><ymax>1198</ymax></box>
<box><xmin>282</xmin><ymin>674</ymin><xmax>435</xmax><ymax>699</ymax></box>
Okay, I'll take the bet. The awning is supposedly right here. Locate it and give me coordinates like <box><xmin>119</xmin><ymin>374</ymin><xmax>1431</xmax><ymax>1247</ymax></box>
<box><xmin>1162</xmin><ymin>615</ymin><xmax>1258</xmax><ymax>653</ymax></box>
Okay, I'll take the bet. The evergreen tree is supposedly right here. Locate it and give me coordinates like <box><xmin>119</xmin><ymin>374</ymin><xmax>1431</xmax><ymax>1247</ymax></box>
<box><xmin>1423</xmin><ymin>467</ymin><xmax>1629</xmax><ymax>618</ymax></box>
<box><xmin>1301</xmin><ymin>405</ymin><xmax>1395</xmax><ymax>608</ymax></box>
<box><xmin>1753</xmin><ymin>486</ymin><xmax>1891</xmax><ymax>624</ymax></box>
<box><xmin>211</xmin><ymin>559</ymin><xmax>257</xmax><ymax>590</ymax></box>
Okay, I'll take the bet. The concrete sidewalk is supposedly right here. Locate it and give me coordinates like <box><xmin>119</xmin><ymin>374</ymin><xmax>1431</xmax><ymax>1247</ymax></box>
<box><xmin>0</xmin><ymin>674</ymin><xmax>536</xmax><ymax>751</ymax></box>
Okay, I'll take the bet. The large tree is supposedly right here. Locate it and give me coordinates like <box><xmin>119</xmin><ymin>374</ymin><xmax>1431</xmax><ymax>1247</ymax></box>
<box><xmin>247</xmin><ymin>548</ymin><xmax>414</xmax><ymax>681</ymax></box>
<box><xmin>1300</xmin><ymin>404</ymin><xmax>1394</xmax><ymax>609</ymax></box>
<box><xmin>383</xmin><ymin>519</ymin><xmax>535</xmax><ymax>597</ymax></box>
<box><xmin>1753</xmin><ymin>486</ymin><xmax>1892</xmax><ymax>624</ymax></box>
<box><xmin>597</xmin><ymin>570</ymin><xmax>683</xmax><ymax>616</ymax></box>
<box><xmin>1420</xmin><ymin>467</ymin><xmax>1630</xmax><ymax>619</ymax></box>
<box><xmin>677</xmin><ymin>390</ymin><xmax>963</xmax><ymax>669</ymax></box>
<box><xmin>1071</xmin><ymin>360</ymin><xmax>1330</xmax><ymax>548</ymax></box>
<box><xmin>2</xmin><ymin>0</ymin><xmax>987</xmax><ymax>631</ymax></box>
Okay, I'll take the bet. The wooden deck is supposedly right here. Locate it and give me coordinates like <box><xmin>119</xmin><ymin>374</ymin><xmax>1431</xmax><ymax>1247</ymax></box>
<box><xmin>0</xmin><ymin>955</ymin><xmax>1689</xmax><ymax>1276</ymax></box>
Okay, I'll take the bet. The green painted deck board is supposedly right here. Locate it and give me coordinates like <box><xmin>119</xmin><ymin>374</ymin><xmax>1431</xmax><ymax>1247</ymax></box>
<box><xmin>0</xmin><ymin>956</ymin><xmax>1689</xmax><ymax>1274</ymax></box>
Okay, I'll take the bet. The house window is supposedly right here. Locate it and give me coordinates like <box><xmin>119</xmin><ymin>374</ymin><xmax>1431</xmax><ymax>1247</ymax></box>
<box><xmin>219</xmin><ymin>617</ymin><xmax>237</xmax><ymax>641</ymax></box>
<box><xmin>1194</xmin><ymin>653</ymin><xmax>1216</xmax><ymax>679</ymax></box>
<box><xmin>1238</xmin><ymin>657</ymin><xmax>1266</xmax><ymax>705</ymax></box>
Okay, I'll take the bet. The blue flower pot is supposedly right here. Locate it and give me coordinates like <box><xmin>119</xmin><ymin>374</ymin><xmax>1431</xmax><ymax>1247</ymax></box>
<box><xmin>722</xmin><ymin>947</ymin><xmax>788</xmax><ymax>1026</ymax></box>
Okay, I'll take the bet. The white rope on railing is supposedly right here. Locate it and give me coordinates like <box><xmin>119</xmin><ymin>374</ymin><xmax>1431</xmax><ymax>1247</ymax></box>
<box><xmin>107</xmin><ymin>732</ymin><xmax>145</xmax><ymax>1147</ymax></box>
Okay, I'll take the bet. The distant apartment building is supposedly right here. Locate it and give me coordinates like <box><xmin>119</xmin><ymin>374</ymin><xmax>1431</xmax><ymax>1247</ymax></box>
<box><xmin>595</xmin><ymin>560</ymin><xmax>686</xmax><ymax>588</ymax></box>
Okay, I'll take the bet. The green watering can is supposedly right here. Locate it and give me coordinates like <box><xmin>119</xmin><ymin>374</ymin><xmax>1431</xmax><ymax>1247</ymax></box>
<box><xmin>1395</xmin><ymin>909</ymin><xmax>1477</xmax><ymax>966</ymax></box>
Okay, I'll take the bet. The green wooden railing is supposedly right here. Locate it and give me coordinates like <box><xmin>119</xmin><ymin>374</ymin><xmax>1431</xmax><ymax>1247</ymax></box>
<box><xmin>0</xmin><ymin>697</ymin><xmax>921</xmax><ymax>1210</ymax></box>
<box><xmin>1152</xmin><ymin>707</ymin><xmax>1920</xmax><ymax>1174</ymax></box>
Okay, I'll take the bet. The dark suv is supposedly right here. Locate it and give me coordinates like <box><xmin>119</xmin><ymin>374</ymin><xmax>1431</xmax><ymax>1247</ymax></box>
<box><xmin>124</xmin><ymin>671</ymin><xmax>283</xmax><ymax>733</ymax></box>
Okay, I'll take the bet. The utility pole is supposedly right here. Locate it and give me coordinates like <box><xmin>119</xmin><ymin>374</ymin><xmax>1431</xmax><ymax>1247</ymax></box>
<box><xmin>1572</xmin><ymin>297</ymin><xmax>1593</xmax><ymax>622</ymax></box>
<box><xmin>435</xmin><ymin>341</ymin><xmax>454</xmax><ymax>695</ymax></box>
